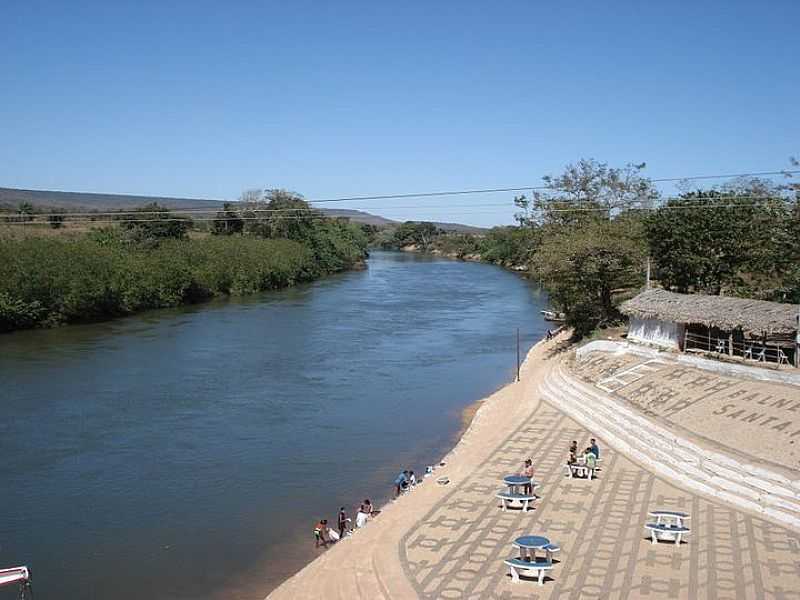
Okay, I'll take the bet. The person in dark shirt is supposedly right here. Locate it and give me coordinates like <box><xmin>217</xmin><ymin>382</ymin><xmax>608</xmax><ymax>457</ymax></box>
<box><xmin>589</xmin><ymin>438</ymin><xmax>599</xmax><ymax>458</ymax></box>
<box><xmin>394</xmin><ymin>470</ymin><xmax>409</xmax><ymax>496</ymax></box>
<box><xmin>337</xmin><ymin>507</ymin><xmax>348</xmax><ymax>539</ymax></box>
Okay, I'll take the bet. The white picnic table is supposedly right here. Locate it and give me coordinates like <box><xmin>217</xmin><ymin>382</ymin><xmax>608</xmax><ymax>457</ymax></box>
<box><xmin>645</xmin><ymin>510</ymin><xmax>691</xmax><ymax>544</ymax></box>
<box><xmin>649</xmin><ymin>510</ymin><xmax>690</xmax><ymax>528</ymax></box>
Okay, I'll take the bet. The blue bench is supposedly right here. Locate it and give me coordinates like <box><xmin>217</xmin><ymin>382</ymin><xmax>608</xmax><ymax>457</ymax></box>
<box><xmin>504</xmin><ymin>557</ymin><xmax>554</xmax><ymax>585</ymax></box>
<box><xmin>496</xmin><ymin>491</ymin><xmax>536</xmax><ymax>512</ymax></box>
<box><xmin>644</xmin><ymin>522</ymin><xmax>690</xmax><ymax>545</ymax></box>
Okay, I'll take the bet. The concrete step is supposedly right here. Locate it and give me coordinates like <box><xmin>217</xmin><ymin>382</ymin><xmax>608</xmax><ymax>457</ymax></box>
<box><xmin>539</xmin><ymin>364</ymin><xmax>800</xmax><ymax>531</ymax></box>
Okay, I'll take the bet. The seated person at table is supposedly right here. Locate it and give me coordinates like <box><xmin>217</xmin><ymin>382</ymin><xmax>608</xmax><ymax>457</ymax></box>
<box><xmin>584</xmin><ymin>449</ymin><xmax>597</xmax><ymax>474</ymax></box>
<box><xmin>589</xmin><ymin>438</ymin><xmax>599</xmax><ymax>458</ymax></box>
<box><xmin>521</xmin><ymin>459</ymin><xmax>534</xmax><ymax>494</ymax></box>
<box><xmin>569</xmin><ymin>440</ymin><xmax>578</xmax><ymax>455</ymax></box>
<box><xmin>567</xmin><ymin>450</ymin><xmax>577</xmax><ymax>466</ymax></box>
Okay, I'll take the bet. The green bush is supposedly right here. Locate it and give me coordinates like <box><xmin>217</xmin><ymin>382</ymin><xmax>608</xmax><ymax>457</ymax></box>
<box><xmin>0</xmin><ymin>225</ymin><xmax>363</xmax><ymax>332</ymax></box>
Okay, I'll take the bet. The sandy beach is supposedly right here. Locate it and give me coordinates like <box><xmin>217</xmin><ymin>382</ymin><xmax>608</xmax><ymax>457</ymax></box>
<box><xmin>267</xmin><ymin>333</ymin><xmax>800</xmax><ymax>599</ymax></box>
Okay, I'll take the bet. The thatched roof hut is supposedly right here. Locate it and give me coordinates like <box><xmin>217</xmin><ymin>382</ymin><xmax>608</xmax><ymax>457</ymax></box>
<box><xmin>620</xmin><ymin>289</ymin><xmax>799</xmax><ymax>337</ymax></box>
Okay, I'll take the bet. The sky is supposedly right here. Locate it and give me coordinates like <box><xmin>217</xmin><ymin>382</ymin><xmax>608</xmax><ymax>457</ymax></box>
<box><xmin>1</xmin><ymin>1</ymin><xmax>798</xmax><ymax>227</ymax></box>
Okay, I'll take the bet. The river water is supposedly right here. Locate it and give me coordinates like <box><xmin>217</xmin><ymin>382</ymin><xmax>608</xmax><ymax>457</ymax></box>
<box><xmin>0</xmin><ymin>251</ymin><xmax>549</xmax><ymax>600</ymax></box>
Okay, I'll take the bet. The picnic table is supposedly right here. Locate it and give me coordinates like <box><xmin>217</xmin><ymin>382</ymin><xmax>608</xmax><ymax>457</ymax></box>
<box><xmin>566</xmin><ymin>463</ymin><xmax>593</xmax><ymax>478</ymax></box>
<box><xmin>505</xmin><ymin>536</ymin><xmax>559</xmax><ymax>585</ymax></box>
<box><xmin>648</xmin><ymin>510</ymin><xmax>690</xmax><ymax>528</ymax></box>
<box><xmin>503</xmin><ymin>475</ymin><xmax>532</xmax><ymax>494</ymax></box>
<box><xmin>513</xmin><ymin>535</ymin><xmax>551</xmax><ymax>560</ymax></box>
<box><xmin>645</xmin><ymin>510</ymin><xmax>691</xmax><ymax>544</ymax></box>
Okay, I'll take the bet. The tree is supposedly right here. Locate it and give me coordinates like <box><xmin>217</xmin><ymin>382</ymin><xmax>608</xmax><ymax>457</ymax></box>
<box><xmin>212</xmin><ymin>202</ymin><xmax>244</xmax><ymax>235</ymax></box>
<box><xmin>244</xmin><ymin>189</ymin><xmax>317</xmax><ymax>241</ymax></box>
<box><xmin>392</xmin><ymin>221</ymin><xmax>441</xmax><ymax>250</ymax></box>
<box><xmin>514</xmin><ymin>159</ymin><xmax>659</xmax><ymax>226</ymax></box>
<box><xmin>645</xmin><ymin>190</ymin><xmax>791</xmax><ymax>297</ymax></box>
<box><xmin>120</xmin><ymin>203</ymin><xmax>191</xmax><ymax>243</ymax></box>
<box><xmin>532</xmin><ymin>219</ymin><xmax>647</xmax><ymax>335</ymax></box>
<box><xmin>16</xmin><ymin>202</ymin><xmax>35</xmax><ymax>223</ymax></box>
<box><xmin>478</xmin><ymin>226</ymin><xmax>540</xmax><ymax>267</ymax></box>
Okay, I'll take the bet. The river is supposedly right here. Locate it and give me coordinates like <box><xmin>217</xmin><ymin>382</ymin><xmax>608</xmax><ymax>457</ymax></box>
<box><xmin>0</xmin><ymin>251</ymin><xmax>549</xmax><ymax>600</ymax></box>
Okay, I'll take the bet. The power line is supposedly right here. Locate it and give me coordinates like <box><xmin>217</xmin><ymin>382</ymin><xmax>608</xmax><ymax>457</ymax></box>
<box><xmin>294</xmin><ymin>169</ymin><xmax>800</xmax><ymax>204</ymax></box>
<box><xmin>2</xmin><ymin>192</ymin><xmax>796</xmax><ymax>220</ymax></box>
<box><xmin>1</xmin><ymin>197</ymin><xmax>796</xmax><ymax>226</ymax></box>
<box><xmin>3</xmin><ymin>169</ymin><xmax>797</xmax><ymax>219</ymax></box>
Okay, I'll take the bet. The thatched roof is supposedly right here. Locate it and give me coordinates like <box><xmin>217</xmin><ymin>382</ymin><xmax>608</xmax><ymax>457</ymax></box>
<box><xmin>620</xmin><ymin>289</ymin><xmax>799</xmax><ymax>336</ymax></box>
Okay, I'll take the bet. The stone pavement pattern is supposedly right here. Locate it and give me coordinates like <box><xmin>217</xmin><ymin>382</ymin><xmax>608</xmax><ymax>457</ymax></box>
<box><xmin>400</xmin><ymin>404</ymin><xmax>800</xmax><ymax>599</ymax></box>
<box><xmin>570</xmin><ymin>351</ymin><xmax>800</xmax><ymax>469</ymax></box>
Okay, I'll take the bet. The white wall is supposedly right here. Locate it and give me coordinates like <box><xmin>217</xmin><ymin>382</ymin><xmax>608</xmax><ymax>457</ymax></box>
<box><xmin>628</xmin><ymin>317</ymin><xmax>684</xmax><ymax>350</ymax></box>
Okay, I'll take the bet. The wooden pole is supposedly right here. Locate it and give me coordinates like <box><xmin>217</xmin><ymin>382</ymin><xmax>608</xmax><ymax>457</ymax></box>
<box><xmin>728</xmin><ymin>332</ymin><xmax>734</xmax><ymax>357</ymax></box>
<box><xmin>516</xmin><ymin>328</ymin><xmax>521</xmax><ymax>382</ymax></box>
<box><xmin>796</xmin><ymin>306</ymin><xmax>800</xmax><ymax>368</ymax></box>
<box><xmin>645</xmin><ymin>257</ymin><xmax>651</xmax><ymax>290</ymax></box>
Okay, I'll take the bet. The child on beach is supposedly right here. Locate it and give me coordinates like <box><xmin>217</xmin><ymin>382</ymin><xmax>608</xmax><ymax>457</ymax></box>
<box><xmin>521</xmin><ymin>459</ymin><xmax>534</xmax><ymax>494</ymax></box>
<box><xmin>314</xmin><ymin>519</ymin><xmax>329</xmax><ymax>547</ymax></box>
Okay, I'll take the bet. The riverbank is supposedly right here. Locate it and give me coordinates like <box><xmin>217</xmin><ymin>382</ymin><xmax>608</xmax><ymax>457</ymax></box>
<box><xmin>267</xmin><ymin>331</ymin><xmax>800</xmax><ymax>599</ymax></box>
<box><xmin>1</xmin><ymin>250</ymin><xmax>548</xmax><ymax>600</ymax></box>
<box><xmin>266</xmin><ymin>332</ymin><xmax>558</xmax><ymax>599</ymax></box>
<box><xmin>396</xmin><ymin>244</ymin><xmax>528</xmax><ymax>272</ymax></box>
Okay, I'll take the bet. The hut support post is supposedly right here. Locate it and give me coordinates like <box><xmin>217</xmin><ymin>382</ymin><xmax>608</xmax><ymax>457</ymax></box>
<box><xmin>728</xmin><ymin>332</ymin><xmax>734</xmax><ymax>357</ymax></box>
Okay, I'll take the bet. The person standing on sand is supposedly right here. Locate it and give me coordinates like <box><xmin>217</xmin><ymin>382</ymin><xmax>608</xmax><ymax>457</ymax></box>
<box><xmin>356</xmin><ymin>506</ymin><xmax>368</xmax><ymax>529</ymax></box>
<box><xmin>314</xmin><ymin>519</ymin><xmax>329</xmax><ymax>548</ymax></box>
<box><xmin>338</xmin><ymin>507</ymin><xmax>348</xmax><ymax>539</ymax></box>
<box><xmin>521</xmin><ymin>459</ymin><xmax>534</xmax><ymax>495</ymax></box>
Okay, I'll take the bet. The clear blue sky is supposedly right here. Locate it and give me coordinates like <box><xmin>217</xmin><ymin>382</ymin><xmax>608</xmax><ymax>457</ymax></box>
<box><xmin>1</xmin><ymin>1</ymin><xmax>798</xmax><ymax>226</ymax></box>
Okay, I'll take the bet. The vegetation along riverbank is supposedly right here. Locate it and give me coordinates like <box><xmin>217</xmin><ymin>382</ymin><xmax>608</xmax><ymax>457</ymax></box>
<box><xmin>0</xmin><ymin>190</ymin><xmax>368</xmax><ymax>332</ymax></box>
<box><xmin>4</xmin><ymin>159</ymin><xmax>799</xmax><ymax>338</ymax></box>
<box><xmin>378</xmin><ymin>159</ymin><xmax>800</xmax><ymax>336</ymax></box>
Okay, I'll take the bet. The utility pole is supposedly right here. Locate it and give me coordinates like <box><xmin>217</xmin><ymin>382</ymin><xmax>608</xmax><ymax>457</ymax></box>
<box><xmin>645</xmin><ymin>256</ymin><xmax>651</xmax><ymax>290</ymax></box>
<box><xmin>796</xmin><ymin>305</ymin><xmax>800</xmax><ymax>369</ymax></box>
<box><xmin>516</xmin><ymin>328</ymin><xmax>521</xmax><ymax>382</ymax></box>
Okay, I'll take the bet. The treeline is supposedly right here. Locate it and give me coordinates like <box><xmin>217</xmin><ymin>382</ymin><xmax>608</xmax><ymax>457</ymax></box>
<box><xmin>0</xmin><ymin>191</ymin><xmax>368</xmax><ymax>332</ymax></box>
<box><xmin>382</xmin><ymin>159</ymin><xmax>800</xmax><ymax>335</ymax></box>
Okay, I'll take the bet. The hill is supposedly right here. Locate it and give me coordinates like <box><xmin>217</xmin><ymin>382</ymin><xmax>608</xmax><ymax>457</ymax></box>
<box><xmin>0</xmin><ymin>187</ymin><xmax>485</xmax><ymax>232</ymax></box>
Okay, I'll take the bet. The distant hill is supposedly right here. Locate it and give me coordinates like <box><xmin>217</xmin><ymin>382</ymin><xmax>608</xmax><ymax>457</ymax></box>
<box><xmin>0</xmin><ymin>187</ymin><xmax>225</xmax><ymax>211</ymax></box>
<box><xmin>0</xmin><ymin>187</ymin><xmax>485</xmax><ymax>232</ymax></box>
